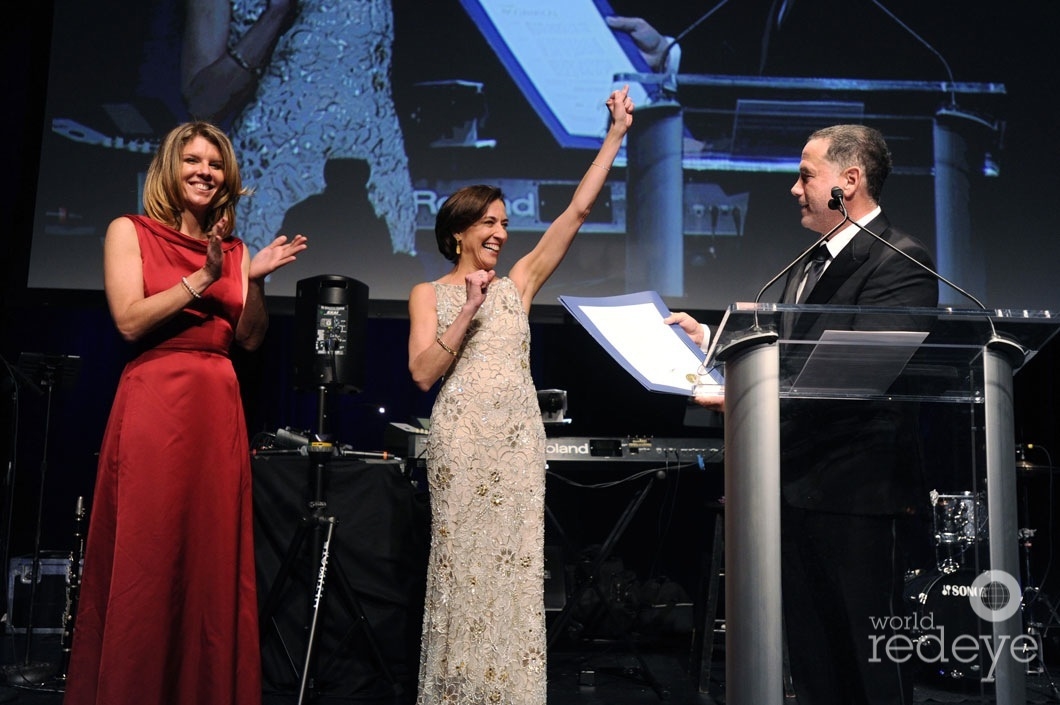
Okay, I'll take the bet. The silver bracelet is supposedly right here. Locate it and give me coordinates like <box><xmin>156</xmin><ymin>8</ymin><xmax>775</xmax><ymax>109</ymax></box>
<box><xmin>227</xmin><ymin>47</ymin><xmax>263</xmax><ymax>78</ymax></box>
<box><xmin>180</xmin><ymin>276</ymin><xmax>202</xmax><ymax>299</ymax></box>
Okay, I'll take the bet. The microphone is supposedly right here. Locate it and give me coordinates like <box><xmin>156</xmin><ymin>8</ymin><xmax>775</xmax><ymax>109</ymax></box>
<box><xmin>274</xmin><ymin>427</ymin><xmax>311</xmax><ymax>448</ymax></box>
<box><xmin>340</xmin><ymin>449</ymin><xmax>398</xmax><ymax>460</ymax></box>
<box><xmin>828</xmin><ymin>186</ymin><xmax>844</xmax><ymax>212</ymax></box>
<box><xmin>830</xmin><ymin>193</ymin><xmax>986</xmax><ymax>310</ymax></box>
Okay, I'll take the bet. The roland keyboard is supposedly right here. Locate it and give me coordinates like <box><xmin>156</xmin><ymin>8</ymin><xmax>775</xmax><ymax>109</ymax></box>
<box><xmin>406</xmin><ymin>433</ymin><xmax>722</xmax><ymax>465</ymax></box>
<box><xmin>544</xmin><ymin>436</ymin><xmax>723</xmax><ymax>465</ymax></box>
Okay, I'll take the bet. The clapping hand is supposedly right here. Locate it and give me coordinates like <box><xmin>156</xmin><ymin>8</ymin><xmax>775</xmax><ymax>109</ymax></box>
<box><xmin>203</xmin><ymin>217</ymin><xmax>227</xmax><ymax>282</ymax></box>
<box><xmin>249</xmin><ymin>234</ymin><xmax>309</xmax><ymax>280</ymax></box>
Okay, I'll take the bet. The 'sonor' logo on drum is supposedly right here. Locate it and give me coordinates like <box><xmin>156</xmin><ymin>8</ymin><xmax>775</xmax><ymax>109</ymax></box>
<box><xmin>968</xmin><ymin>570</ymin><xmax>1021</xmax><ymax>623</ymax></box>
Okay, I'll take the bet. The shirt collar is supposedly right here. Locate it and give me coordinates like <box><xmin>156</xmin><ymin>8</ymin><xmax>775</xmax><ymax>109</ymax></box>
<box><xmin>822</xmin><ymin>205</ymin><xmax>881</xmax><ymax>258</ymax></box>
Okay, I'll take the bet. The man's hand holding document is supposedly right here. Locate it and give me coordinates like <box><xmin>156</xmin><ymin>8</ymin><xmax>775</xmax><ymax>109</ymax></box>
<box><xmin>558</xmin><ymin>291</ymin><xmax>724</xmax><ymax>408</ymax></box>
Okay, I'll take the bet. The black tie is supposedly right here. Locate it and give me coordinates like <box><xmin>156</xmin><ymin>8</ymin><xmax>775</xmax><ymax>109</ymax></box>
<box><xmin>798</xmin><ymin>245</ymin><xmax>830</xmax><ymax>303</ymax></box>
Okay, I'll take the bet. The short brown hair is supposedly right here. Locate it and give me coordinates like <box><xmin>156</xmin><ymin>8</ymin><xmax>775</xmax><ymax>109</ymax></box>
<box><xmin>434</xmin><ymin>185</ymin><xmax>505</xmax><ymax>262</ymax></box>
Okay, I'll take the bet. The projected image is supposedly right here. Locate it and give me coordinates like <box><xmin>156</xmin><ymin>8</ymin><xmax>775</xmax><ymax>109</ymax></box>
<box><xmin>34</xmin><ymin>0</ymin><xmax>419</xmax><ymax>299</ymax></box>
<box><xmin>28</xmin><ymin>0</ymin><xmax>1047</xmax><ymax>311</ymax></box>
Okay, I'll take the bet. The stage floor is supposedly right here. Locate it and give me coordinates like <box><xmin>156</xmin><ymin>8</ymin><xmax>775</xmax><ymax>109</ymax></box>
<box><xmin>2</xmin><ymin>632</ymin><xmax>1058</xmax><ymax>704</ymax></box>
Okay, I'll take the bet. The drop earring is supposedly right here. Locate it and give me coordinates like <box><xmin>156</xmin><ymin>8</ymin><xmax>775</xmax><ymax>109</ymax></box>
<box><xmin>455</xmin><ymin>239</ymin><xmax>462</xmax><ymax>255</ymax></box>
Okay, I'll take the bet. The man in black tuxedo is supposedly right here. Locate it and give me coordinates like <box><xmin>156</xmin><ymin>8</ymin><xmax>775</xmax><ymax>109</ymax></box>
<box><xmin>668</xmin><ymin>124</ymin><xmax>939</xmax><ymax>704</ymax></box>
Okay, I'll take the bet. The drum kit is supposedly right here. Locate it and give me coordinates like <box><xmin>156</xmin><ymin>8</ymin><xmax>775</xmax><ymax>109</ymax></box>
<box><xmin>903</xmin><ymin>490</ymin><xmax>991</xmax><ymax>681</ymax></box>
<box><xmin>904</xmin><ymin>448</ymin><xmax>1060</xmax><ymax>684</ymax></box>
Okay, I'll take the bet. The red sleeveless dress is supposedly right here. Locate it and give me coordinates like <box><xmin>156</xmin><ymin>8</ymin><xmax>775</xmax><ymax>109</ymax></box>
<box><xmin>64</xmin><ymin>215</ymin><xmax>261</xmax><ymax>705</ymax></box>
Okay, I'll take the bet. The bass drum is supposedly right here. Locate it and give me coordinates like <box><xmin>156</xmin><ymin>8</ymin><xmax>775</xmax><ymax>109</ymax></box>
<box><xmin>904</xmin><ymin>570</ymin><xmax>989</xmax><ymax>683</ymax></box>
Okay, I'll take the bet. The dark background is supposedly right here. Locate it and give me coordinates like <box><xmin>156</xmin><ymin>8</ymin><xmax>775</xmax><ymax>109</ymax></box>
<box><xmin>3</xmin><ymin>0</ymin><xmax>1060</xmax><ymax>629</ymax></box>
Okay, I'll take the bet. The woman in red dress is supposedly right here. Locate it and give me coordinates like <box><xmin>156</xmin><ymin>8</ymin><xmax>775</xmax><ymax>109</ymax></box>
<box><xmin>63</xmin><ymin>121</ymin><xmax>307</xmax><ymax>705</ymax></box>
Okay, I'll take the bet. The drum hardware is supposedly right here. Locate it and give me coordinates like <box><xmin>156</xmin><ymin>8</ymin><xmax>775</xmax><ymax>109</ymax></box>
<box><xmin>930</xmin><ymin>490</ymin><xmax>987</xmax><ymax>547</ymax></box>
<box><xmin>914</xmin><ymin>473</ymin><xmax>1057</xmax><ymax>686</ymax></box>
<box><xmin>1015</xmin><ymin>443</ymin><xmax>1058</xmax><ymax>476</ymax></box>
<box><xmin>1019</xmin><ymin>526</ymin><xmax>1037</xmax><ymax>605</ymax></box>
<box><xmin>937</xmin><ymin>557</ymin><xmax>961</xmax><ymax>576</ymax></box>
<box><xmin>1021</xmin><ymin>578</ymin><xmax>1060</xmax><ymax>687</ymax></box>
<box><xmin>909</xmin><ymin>445</ymin><xmax>1060</xmax><ymax>690</ymax></box>
<box><xmin>929</xmin><ymin>489</ymin><xmax>987</xmax><ymax>573</ymax></box>
<box><xmin>1016</xmin><ymin>443</ymin><xmax>1060</xmax><ymax>685</ymax></box>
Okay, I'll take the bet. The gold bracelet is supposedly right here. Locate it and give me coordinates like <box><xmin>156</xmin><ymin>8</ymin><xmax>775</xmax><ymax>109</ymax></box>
<box><xmin>180</xmin><ymin>276</ymin><xmax>202</xmax><ymax>299</ymax></box>
<box><xmin>435</xmin><ymin>336</ymin><xmax>458</xmax><ymax>357</ymax></box>
<box><xmin>590</xmin><ymin>161</ymin><xmax>610</xmax><ymax>172</ymax></box>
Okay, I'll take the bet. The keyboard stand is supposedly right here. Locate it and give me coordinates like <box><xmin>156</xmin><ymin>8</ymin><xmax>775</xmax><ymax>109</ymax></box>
<box><xmin>546</xmin><ymin>469</ymin><xmax>669</xmax><ymax>700</ymax></box>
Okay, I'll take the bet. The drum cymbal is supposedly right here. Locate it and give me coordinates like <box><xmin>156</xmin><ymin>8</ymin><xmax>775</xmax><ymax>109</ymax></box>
<box><xmin>1016</xmin><ymin>460</ymin><xmax>1058</xmax><ymax>475</ymax></box>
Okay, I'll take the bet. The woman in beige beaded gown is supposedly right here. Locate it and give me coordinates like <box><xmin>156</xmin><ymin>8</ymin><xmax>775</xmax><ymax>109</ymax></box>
<box><xmin>407</xmin><ymin>86</ymin><xmax>633</xmax><ymax>705</ymax></box>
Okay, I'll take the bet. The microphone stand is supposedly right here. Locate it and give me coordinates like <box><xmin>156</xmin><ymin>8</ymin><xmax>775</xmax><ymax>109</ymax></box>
<box><xmin>746</xmin><ymin>218</ymin><xmax>844</xmax><ymax>333</ymax></box>
<box><xmin>0</xmin><ymin>359</ymin><xmax>34</xmax><ymax>705</ymax></box>
<box><xmin>656</xmin><ymin>0</ymin><xmax>732</xmax><ymax>96</ymax></box>
<box><xmin>829</xmin><ymin>188</ymin><xmax>982</xmax><ymax>309</ymax></box>
<box><xmin>713</xmin><ymin>218</ymin><xmax>845</xmax><ymax>363</ymax></box>
<box><xmin>4</xmin><ymin>354</ymin><xmax>80</xmax><ymax>689</ymax></box>
<box><xmin>828</xmin><ymin>189</ymin><xmax>1028</xmax><ymax>368</ymax></box>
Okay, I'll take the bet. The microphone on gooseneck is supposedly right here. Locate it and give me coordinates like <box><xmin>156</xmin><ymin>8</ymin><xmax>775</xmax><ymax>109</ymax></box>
<box><xmin>829</xmin><ymin>187</ymin><xmax>987</xmax><ymax>310</ymax></box>
<box><xmin>827</xmin><ymin>186</ymin><xmax>845</xmax><ymax>212</ymax></box>
<box><xmin>749</xmin><ymin>217</ymin><xmax>846</xmax><ymax>331</ymax></box>
<box><xmin>656</xmin><ymin>0</ymin><xmax>732</xmax><ymax>94</ymax></box>
<box><xmin>831</xmin><ymin>190</ymin><xmax>1026</xmax><ymax>363</ymax></box>
<box><xmin>753</xmin><ymin>218</ymin><xmax>844</xmax><ymax>308</ymax></box>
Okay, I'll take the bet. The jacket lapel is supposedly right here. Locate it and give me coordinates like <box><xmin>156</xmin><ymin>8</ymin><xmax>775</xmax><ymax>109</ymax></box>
<box><xmin>803</xmin><ymin>213</ymin><xmax>893</xmax><ymax>304</ymax></box>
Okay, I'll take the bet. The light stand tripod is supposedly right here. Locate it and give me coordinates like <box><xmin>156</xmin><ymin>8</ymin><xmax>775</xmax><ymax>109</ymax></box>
<box><xmin>3</xmin><ymin>353</ymin><xmax>80</xmax><ymax>688</ymax></box>
<box><xmin>257</xmin><ymin>385</ymin><xmax>398</xmax><ymax>704</ymax></box>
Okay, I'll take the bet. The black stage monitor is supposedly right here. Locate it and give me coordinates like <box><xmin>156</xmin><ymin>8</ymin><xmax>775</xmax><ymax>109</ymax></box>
<box><xmin>293</xmin><ymin>275</ymin><xmax>368</xmax><ymax>393</ymax></box>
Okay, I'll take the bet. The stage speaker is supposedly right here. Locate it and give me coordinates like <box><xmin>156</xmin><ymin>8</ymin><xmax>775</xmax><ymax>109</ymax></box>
<box><xmin>293</xmin><ymin>275</ymin><xmax>368</xmax><ymax>393</ymax></box>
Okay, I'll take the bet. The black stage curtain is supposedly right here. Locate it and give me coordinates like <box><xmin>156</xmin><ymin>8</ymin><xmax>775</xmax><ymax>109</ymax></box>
<box><xmin>252</xmin><ymin>454</ymin><xmax>430</xmax><ymax>700</ymax></box>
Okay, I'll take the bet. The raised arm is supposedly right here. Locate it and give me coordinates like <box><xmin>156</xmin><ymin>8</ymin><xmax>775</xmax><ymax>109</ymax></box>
<box><xmin>509</xmin><ymin>85</ymin><xmax>634</xmax><ymax>310</ymax></box>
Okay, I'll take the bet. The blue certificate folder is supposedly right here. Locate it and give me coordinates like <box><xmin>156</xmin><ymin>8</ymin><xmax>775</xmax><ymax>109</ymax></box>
<box><xmin>559</xmin><ymin>291</ymin><xmax>723</xmax><ymax>396</ymax></box>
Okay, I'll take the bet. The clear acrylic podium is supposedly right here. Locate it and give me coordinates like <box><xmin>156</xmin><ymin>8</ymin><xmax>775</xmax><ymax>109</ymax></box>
<box><xmin>704</xmin><ymin>302</ymin><xmax>1058</xmax><ymax>705</ymax></box>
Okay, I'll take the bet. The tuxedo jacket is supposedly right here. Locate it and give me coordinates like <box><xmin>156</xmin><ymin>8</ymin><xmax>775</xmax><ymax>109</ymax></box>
<box><xmin>776</xmin><ymin>211</ymin><xmax>939</xmax><ymax>515</ymax></box>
